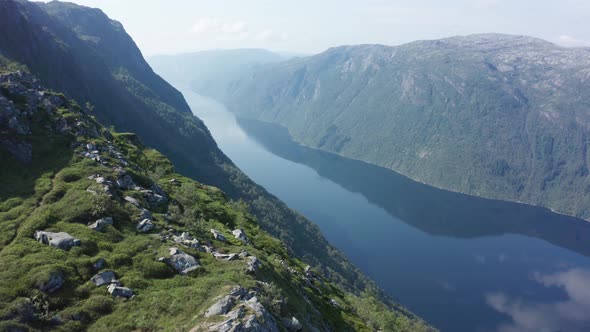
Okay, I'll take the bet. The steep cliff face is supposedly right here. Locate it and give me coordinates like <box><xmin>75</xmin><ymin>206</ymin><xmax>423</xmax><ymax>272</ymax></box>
<box><xmin>0</xmin><ymin>71</ymin><xmax>432</xmax><ymax>331</ymax></box>
<box><xmin>0</xmin><ymin>0</ymin><xmax>376</xmax><ymax>300</ymax></box>
<box><xmin>200</xmin><ymin>34</ymin><xmax>590</xmax><ymax>219</ymax></box>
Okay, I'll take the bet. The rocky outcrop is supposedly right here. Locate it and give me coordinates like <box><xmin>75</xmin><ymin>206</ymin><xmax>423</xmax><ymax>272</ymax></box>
<box><xmin>142</xmin><ymin>188</ymin><xmax>167</xmax><ymax>207</ymax></box>
<box><xmin>138</xmin><ymin>208</ymin><xmax>152</xmax><ymax>221</ymax></box>
<box><xmin>232</xmin><ymin>229</ymin><xmax>248</xmax><ymax>244</ymax></box>
<box><xmin>116</xmin><ymin>174</ymin><xmax>138</xmax><ymax>190</ymax></box>
<box><xmin>194</xmin><ymin>286</ymin><xmax>280</xmax><ymax>332</ymax></box>
<box><xmin>34</xmin><ymin>231</ymin><xmax>81</xmax><ymax>250</ymax></box>
<box><xmin>172</xmin><ymin>232</ymin><xmax>200</xmax><ymax>248</ymax></box>
<box><xmin>204</xmin><ymin>295</ymin><xmax>234</xmax><ymax>317</ymax></box>
<box><xmin>88</xmin><ymin>217</ymin><xmax>113</xmax><ymax>231</ymax></box>
<box><xmin>246</xmin><ymin>256</ymin><xmax>261</xmax><ymax>274</ymax></box>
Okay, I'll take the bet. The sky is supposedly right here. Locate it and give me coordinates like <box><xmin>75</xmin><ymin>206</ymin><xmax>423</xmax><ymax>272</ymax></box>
<box><xmin>39</xmin><ymin>0</ymin><xmax>590</xmax><ymax>56</ymax></box>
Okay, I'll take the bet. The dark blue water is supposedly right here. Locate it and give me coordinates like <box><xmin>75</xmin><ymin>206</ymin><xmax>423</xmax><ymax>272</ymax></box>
<box><xmin>181</xmin><ymin>89</ymin><xmax>590</xmax><ymax>332</ymax></box>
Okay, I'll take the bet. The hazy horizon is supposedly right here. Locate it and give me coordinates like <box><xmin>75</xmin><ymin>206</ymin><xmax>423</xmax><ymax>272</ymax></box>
<box><xmin>39</xmin><ymin>0</ymin><xmax>590</xmax><ymax>56</ymax></box>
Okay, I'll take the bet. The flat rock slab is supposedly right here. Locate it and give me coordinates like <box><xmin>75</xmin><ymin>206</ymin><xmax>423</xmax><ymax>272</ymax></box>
<box><xmin>204</xmin><ymin>295</ymin><xmax>234</xmax><ymax>317</ymax></box>
<box><xmin>34</xmin><ymin>231</ymin><xmax>81</xmax><ymax>250</ymax></box>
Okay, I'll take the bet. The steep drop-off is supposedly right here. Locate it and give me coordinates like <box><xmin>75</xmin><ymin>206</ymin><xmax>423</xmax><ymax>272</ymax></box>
<box><xmin>0</xmin><ymin>0</ymin><xmax>390</xmax><ymax>304</ymax></box>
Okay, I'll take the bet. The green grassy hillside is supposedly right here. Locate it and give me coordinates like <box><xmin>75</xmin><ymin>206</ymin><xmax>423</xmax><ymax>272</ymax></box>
<box><xmin>0</xmin><ymin>0</ymin><xmax>393</xmax><ymax>304</ymax></box>
<box><xmin>0</xmin><ymin>71</ymin><xmax>433</xmax><ymax>331</ymax></box>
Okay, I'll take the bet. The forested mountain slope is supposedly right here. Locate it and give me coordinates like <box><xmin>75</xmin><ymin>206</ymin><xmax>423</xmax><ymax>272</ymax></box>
<box><xmin>204</xmin><ymin>34</ymin><xmax>590</xmax><ymax>219</ymax></box>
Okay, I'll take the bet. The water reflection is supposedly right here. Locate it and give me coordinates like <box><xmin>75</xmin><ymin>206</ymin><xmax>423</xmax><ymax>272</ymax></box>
<box><xmin>177</xmin><ymin>89</ymin><xmax>590</xmax><ymax>331</ymax></box>
<box><xmin>486</xmin><ymin>268</ymin><xmax>590</xmax><ymax>332</ymax></box>
<box><xmin>236</xmin><ymin>117</ymin><xmax>590</xmax><ymax>258</ymax></box>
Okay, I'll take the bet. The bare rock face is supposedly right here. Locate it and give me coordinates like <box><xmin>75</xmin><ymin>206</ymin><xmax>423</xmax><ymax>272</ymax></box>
<box><xmin>204</xmin><ymin>295</ymin><xmax>234</xmax><ymax>317</ymax></box>
<box><xmin>34</xmin><ymin>231</ymin><xmax>81</xmax><ymax>250</ymax></box>
<box><xmin>88</xmin><ymin>217</ymin><xmax>113</xmax><ymax>231</ymax></box>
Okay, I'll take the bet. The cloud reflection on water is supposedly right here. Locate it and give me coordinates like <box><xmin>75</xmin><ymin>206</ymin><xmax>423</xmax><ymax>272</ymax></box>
<box><xmin>486</xmin><ymin>268</ymin><xmax>590</xmax><ymax>332</ymax></box>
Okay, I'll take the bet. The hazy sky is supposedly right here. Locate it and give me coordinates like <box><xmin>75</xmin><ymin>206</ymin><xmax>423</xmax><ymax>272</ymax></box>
<box><xmin>40</xmin><ymin>0</ymin><xmax>590</xmax><ymax>56</ymax></box>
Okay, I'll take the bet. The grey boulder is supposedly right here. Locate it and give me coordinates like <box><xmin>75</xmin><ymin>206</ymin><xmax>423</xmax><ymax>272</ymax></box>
<box><xmin>246</xmin><ymin>256</ymin><xmax>261</xmax><ymax>274</ymax></box>
<box><xmin>90</xmin><ymin>270</ymin><xmax>116</xmax><ymax>287</ymax></box>
<box><xmin>107</xmin><ymin>284</ymin><xmax>133</xmax><ymax>298</ymax></box>
<box><xmin>232</xmin><ymin>229</ymin><xmax>248</xmax><ymax>243</ymax></box>
<box><xmin>136</xmin><ymin>219</ymin><xmax>155</xmax><ymax>233</ymax></box>
<box><xmin>166</xmin><ymin>247</ymin><xmax>200</xmax><ymax>275</ymax></box>
<box><xmin>34</xmin><ymin>231</ymin><xmax>81</xmax><ymax>250</ymax></box>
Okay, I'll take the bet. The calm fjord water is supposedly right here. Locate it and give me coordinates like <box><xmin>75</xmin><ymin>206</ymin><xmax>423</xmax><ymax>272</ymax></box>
<box><xmin>181</xmin><ymin>88</ymin><xmax>590</xmax><ymax>332</ymax></box>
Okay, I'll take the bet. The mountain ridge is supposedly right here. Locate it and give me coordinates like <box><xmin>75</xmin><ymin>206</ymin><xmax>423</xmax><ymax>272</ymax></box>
<box><xmin>188</xmin><ymin>33</ymin><xmax>590</xmax><ymax>220</ymax></box>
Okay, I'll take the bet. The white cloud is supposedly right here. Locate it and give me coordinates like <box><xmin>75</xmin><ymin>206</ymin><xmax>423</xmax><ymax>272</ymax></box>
<box><xmin>190</xmin><ymin>17</ymin><xmax>249</xmax><ymax>40</ymax></box>
<box><xmin>189</xmin><ymin>18</ymin><xmax>287</xmax><ymax>44</ymax></box>
<box><xmin>554</xmin><ymin>35</ymin><xmax>590</xmax><ymax>48</ymax></box>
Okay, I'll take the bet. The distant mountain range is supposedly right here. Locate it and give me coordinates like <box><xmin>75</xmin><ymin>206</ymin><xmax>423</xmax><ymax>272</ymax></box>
<box><xmin>155</xmin><ymin>34</ymin><xmax>590</xmax><ymax>220</ymax></box>
<box><xmin>149</xmin><ymin>49</ymin><xmax>289</xmax><ymax>97</ymax></box>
